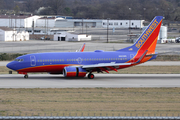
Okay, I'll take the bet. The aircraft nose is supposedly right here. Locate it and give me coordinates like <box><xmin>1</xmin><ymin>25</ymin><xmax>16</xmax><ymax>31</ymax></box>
<box><xmin>6</xmin><ymin>62</ymin><xmax>16</xmax><ymax>70</ymax></box>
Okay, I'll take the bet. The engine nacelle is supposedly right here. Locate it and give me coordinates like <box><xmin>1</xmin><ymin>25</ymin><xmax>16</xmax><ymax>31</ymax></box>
<box><xmin>63</xmin><ymin>66</ymin><xmax>86</xmax><ymax>77</ymax></box>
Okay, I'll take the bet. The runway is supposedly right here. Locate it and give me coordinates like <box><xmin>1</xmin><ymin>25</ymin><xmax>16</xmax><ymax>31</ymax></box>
<box><xmin>0</xmin><ymin>74</ymin><xmax>180</xmax><ymax>88</ymax></box>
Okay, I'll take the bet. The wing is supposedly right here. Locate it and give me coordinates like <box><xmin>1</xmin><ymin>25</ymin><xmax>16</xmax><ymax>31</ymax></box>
<box><xmin>81</xmin><ymin>62</ymin><xmax>131</xmax><ymax>73</ymax></box>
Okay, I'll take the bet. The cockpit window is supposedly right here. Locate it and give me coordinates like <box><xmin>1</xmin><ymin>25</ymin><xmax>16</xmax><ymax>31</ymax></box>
<box><xmin>14</xmin><ymin>59</ymin><xmax>24</xmax><ymax>62</ymax></box>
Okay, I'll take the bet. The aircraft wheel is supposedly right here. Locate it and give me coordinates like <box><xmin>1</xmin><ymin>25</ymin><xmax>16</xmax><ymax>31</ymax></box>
<box><xmin>88</xmin><ymin>74</ymin><xmax>94</xmax><ymax>79</ymax></box>
<box><xmin>24</xmin><ymin>74</ymin><xmax>28</xmax><ymax>78</ymax></box>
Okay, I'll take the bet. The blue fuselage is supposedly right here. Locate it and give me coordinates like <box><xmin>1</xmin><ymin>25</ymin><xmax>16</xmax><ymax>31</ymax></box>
<box><xmin>7</xmin><ymin>51</ymin><xmax>138</xmax><ymax>73</ymax></box>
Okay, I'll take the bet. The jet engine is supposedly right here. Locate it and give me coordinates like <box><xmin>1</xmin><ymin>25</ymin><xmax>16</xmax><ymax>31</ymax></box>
<box><xmin>63</xmin><ymin>66</ymin><xmax>87</xmax><ymax>77</ymax></box>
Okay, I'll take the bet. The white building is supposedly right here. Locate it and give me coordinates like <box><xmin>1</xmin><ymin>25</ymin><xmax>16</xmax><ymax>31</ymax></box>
<box><xmin>102</xmin><ymin>20</ymin><xmax>144</xmax><ymax>28</ymax></box>
<box><xmin>16</xmin><ymin>31</ymin><xmax>29</xmax><ymax>41</ymax></box>
<box><xmin>0</xmin><ymin>15</ymin><xmax>26</xmax><ymax>28</ymax></box>
<box><xmin>54</xmin><ymin>32</ymin><xmax>91</xmax><ymax>41</ymax></box>
<box><xmin>0</xmin><ymin>27</ymin><xmax>16</xmax><ymax>41</ymax></box>
<box><xmin>36</xmin><ymin>16</ymin><xmax>55</xmax><ymax>28</ymax></box>
<box><xmin>25</xmin><ymin>15</ymin><xmax>41</xmax><ymax>28</ymax></box>
<box><xmin>0</xmin><ymin>15</ymin><xmax>145</xmax><ymax>32</ymax></box>
<box><xmin>0</xmin><ymin>15</ymin><xmax>40</xmax><ymax>28</ymax></box>
<box><xmin>0</xmin><ymin>27</ymin><xmax>29</xmax><ymax>41</ymax></box>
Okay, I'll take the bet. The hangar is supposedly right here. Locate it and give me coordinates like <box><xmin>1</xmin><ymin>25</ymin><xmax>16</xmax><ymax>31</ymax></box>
<box><xmin>0</xmin><ymin>15</ymin><xmax>40</xmax><ymax>28</ymax></box>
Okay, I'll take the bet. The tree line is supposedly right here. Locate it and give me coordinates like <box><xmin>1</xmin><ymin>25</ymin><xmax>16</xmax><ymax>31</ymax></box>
<box><xmin>0</xmin><ymin>0</ymin><xmax>180</xmax><ymax>21</ymax></box>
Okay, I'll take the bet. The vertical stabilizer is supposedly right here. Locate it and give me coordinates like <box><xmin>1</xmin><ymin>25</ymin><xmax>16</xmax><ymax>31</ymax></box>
<box><xmin>117</xmin><ymin>16</ymin><xmax>163</xmax><ymax>54</ymax></box>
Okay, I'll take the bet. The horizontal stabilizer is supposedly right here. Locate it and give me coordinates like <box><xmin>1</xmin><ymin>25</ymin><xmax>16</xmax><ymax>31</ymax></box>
<box><xmin>135</xmin><ymin>50</ymin><xmax>148</xmax><ymax>64</ymax></box>
<box><xmin>146</xmin><ymin>53</ymin><xmax>157</xmax><ymax>57</ymax></box>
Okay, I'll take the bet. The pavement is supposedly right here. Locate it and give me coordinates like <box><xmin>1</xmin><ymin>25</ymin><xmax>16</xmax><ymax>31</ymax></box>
<box><xmin>0</xmin><ymin>74</ymin><xmax>180</xmax><ymax>88</ymax></box>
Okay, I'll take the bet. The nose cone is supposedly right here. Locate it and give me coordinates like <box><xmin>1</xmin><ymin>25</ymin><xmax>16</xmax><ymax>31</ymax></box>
<box><xmin>6</xmin><ymin>62</ymin><xmax>16</xmax><ymax>70</ymax></box>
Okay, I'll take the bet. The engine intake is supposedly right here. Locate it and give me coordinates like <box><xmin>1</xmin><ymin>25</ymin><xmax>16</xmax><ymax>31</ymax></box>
<box><xmin>63</xmin><ymin>66</ymin><xmax>86</xmax><ymax>77</ymax></box>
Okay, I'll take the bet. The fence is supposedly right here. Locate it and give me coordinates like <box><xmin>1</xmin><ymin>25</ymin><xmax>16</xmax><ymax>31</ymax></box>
<box><xmin>1</xmin><ymin>112</ymin><xmax>180</xmax><ymax>117</ymax></box>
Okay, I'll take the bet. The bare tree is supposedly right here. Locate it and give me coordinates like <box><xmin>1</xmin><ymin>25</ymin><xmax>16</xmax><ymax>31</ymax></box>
<box><xmin>0</xmin><ymin>0</ymin><xmax>5</xmax><ymax>9</ymax></box>
<box><xmin>48</xmin><ymin>0</ymin><xmax>64</xmax><ymax>15</ymax></box>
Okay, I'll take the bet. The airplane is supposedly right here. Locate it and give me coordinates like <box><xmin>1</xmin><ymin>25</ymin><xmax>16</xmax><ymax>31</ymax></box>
<box><xmin>6</xmin><ymin>16</ymin><xmax>163</xmax><ymax>79</ymax></box>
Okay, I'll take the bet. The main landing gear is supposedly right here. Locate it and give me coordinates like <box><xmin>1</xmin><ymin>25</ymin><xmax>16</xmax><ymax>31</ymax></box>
<box><xmin>88</xmin><ymin>73</ymin><xmax>94</xmax><ymax>79</ymax></box>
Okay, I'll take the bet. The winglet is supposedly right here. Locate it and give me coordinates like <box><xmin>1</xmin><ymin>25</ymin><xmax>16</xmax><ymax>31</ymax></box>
<box><xmin>78</xmin><ymin>43</ymin><xmax>86</xmax><ymax>52</ymax></box>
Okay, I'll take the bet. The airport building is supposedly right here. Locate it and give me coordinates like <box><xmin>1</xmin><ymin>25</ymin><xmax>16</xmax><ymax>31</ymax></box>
<box><xmin>54</xmin><ymin>32</ymin><xmax>91</xmax><ymax>41</ymax></box>
<box><xmin>102</xmin><ymin>20</ymin><xmax>144</xmax><ymax>28</ymax></box>
<box><xmin>0</xmin><ymin>27</ymin><xmax>29</xmax><ymax>41</ymax></box>
<box><xmin>0</xmin><ymin>15</ymin><xmax>40</xmax><ymax>28</ymax></box>
<box><xmin>0</xmin><ymin>15</ymin><xmax>144</xmax><ymax>42</ymax></box>
<box><xmin>0</xmin><ymin>15</ymin><xmax>144</xmax><ymax>29</ymax></box>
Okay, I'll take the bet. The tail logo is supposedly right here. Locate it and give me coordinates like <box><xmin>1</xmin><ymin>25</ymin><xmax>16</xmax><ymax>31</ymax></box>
<box><xmin>135</xmin><ymin>19</ymin><xmax>159</xmax><ymax>48</ymax></box>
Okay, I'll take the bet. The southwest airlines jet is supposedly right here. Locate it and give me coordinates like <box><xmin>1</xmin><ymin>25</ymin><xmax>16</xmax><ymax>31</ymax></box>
<box><xmin>7</xmin><ymin>16</ymin><xmax>163</xmax><ymax>79</ymax></box>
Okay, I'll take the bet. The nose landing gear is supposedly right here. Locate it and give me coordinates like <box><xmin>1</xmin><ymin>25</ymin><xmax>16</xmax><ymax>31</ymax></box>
<box><xmin>18</xmin><ymin>72</ymin><xmax>28</xmax><ymax>79</ymax></box>
<box><xmin>24</xmin><ymin>74</ymin><xmax>28</xmax><ymax>78</ymax></box>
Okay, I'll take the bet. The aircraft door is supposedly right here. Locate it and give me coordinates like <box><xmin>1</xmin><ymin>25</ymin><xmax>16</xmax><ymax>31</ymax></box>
<box><xmin>30</xmin><ymin>55</ymin><xmax>36</xmax><ymax>66</ymax></box>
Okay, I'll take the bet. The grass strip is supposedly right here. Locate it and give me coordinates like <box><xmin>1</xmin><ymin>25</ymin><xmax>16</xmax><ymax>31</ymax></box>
<box><xmin>0</xmin><ymin>88</ymin><xmax>180</xmax><ymax>116</ymax></box>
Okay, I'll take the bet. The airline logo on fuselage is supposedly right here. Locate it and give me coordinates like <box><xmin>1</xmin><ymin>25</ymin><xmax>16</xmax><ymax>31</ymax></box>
<box><xmin>135</xmin><ymin>19</ymin><xmax>159</xmax><ymax>48</ymax></box>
